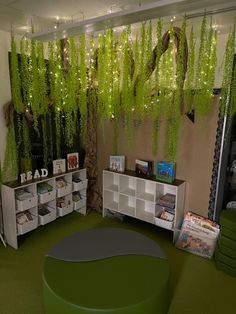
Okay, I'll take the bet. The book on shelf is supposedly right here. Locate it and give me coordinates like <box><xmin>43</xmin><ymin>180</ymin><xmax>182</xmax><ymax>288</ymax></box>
<box><xmin>16</xmin><ymin>212</ymin><xmax>33</xmax><ymax>225</ymax></box>
<box><xmin>67</xmin><ymin>152</ymin><xmax>79</xmax><ymax>171</ymax></box>
<box><xmin>109</xmin><ymin>155</ymin><xmax>125</xmax><ymax>172</ymax></box>
<box><xmin>175</xmin><ymin>211</ymin><xmax>220</xmax><ymax>259</ymax></box>
<box><xmin>157</xmin><ymin>193</ymin><xmax>176</xmax><ymax>209</ymax></box>
<box><xmin>53</xmin><ymin>159</ymin><xmax>66</xmax><ymax>175</ymax></box>
<box><xmin>156</xmin><ymin>161</ymin><xmax>175</xmax><ymax>183</ymax></box>
<box><xmin>135</xmin><ymin>159</ymin><xmax>153</xmax><ymax>177</ymax></box>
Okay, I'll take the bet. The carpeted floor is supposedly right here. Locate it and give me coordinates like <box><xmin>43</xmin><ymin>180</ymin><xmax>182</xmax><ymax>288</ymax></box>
<box><xmin>0</xmin><ymin>211</ymin><xmax>236</xmax><ymax>314</ymax></box>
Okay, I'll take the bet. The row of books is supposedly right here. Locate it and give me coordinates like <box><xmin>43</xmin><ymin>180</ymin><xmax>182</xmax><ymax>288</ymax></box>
<box><xmin>156</xmin><ymin>193</ymin><xmax>176</xmax><ymax>222</ymax></box>
<box><xmin>109</xmin><ymin>156</ymin><xmax>175</xmax><ymax>184</ymax></box>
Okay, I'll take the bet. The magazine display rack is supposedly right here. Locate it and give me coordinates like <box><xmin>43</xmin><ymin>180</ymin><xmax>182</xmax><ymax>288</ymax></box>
<box><xmin>1</xmin><ymin>169</ymin><xmax>87</xmax><ymax>249</ymax></box>
<box><xmin>103</xmin><ymin>169</ymin><xmax>185</xmax><ymax>241</ymax></box>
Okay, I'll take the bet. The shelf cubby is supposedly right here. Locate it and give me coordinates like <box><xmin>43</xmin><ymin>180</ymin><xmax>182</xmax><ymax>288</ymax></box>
<box><xmin>119</xmin><ymin>194</ymin><xmax>135</xmax><ymax>217</ymax></box>
<box><xmin>1</xmin><ymin>168</ymin><xmax>87</xmax><ymax>249</ymax></box>
<box><xmin>103</xmin><ymin>171</ymin><xmax>119</xmax><ymax>192</ymax></box>
<box><xmin>103</xmin><ymin>190</ymin><xmax>119</xmax><ymax>211</ymax></box>
<box><xmin>119</xmin><ymin>175</ymin><xmax>136</xmax><ymax>197</ymax></box>
<box><xmin>103</xmin><ymin>169</ymin><xmax>186</xmax><ymax>241</ymax></box>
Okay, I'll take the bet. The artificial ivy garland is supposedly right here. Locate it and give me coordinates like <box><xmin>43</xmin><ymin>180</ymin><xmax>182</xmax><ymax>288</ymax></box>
<box><xmin>220</xmin><ymin>25</ymin><xmax>236</xmax><ymax>117</ymax></box>
<box><xmin>184</xmin><ymin>27</ymin><xmax>195</xmax><ymax>113</ymax></box>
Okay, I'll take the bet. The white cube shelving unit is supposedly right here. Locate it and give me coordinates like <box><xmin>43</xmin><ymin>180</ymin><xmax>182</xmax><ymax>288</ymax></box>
<box><xmin>103</xmin><ymin>169</ymin><xmax>186</xmax><ymax>241</ymax></box>
<box><xmin>1</xmin><ymin>168</ymin><xmax>87</xmax><ymax>249</ymax></box>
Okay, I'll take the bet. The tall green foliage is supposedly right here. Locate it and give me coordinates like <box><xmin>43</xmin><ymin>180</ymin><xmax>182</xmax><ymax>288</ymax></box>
<box><xmin>220</xmin><ymin>26</ymin><xmax>236</xmax><ymax>116</ymax></box>
<box><xmin>120</xmin><ymin>26</ymin><xmax>133</xmax><ymax>140</ymax></box>
<box><xmin>20</xmin><ymin>38</ymin><xmax>30</xmax><ymax>110</ymax></box>
<box><xmin>195</xmin><ymin>19</ymin><xmax>217</xmax><ymax>115</ymax></box>
<box><xmin>135</xmin><ymin>23</ymin><xmax>147</xmax><ymax>118</ymax></box>
<box><xmin>166</xmin><ymin>19</ymin><xmax>186</xmax><ymax>161</ymax></box>
<box><xmin>11</xmin><ymin>36</ymin><xmax>23</xmax><ymax>113</ymax></box>
<box><xmin>2</xmin><ymin>113</ymin><xmax>19</xmax><ymax>183</ymax></box>
<box><xmin>22</xmin><ymin>116</ymin><xmax>32</xmax><ymax>172</ymax></box>
<box><xmin>184</xmin><ymin>27</ymin><xmax>195</xmax><ymax>113</ymax></box>
<box><xmin>30</xmin><ymin>39</ymin><xmax>40</xmax><ymax>132</ymax></box>
<box><xmin>65</xmin><ymin>36</ymin><xmax>78</xmax><ymax>147</ymax></box>
<box><xmin>37</xmin><ymin>42</ymin><xmax>48</xmax><ymax>115</ymax></box>
<box><xmin>152</xmin><ymin>19</ymin><xmax>163</xmax><ymax>155</ymax></box>
<box><xmin>79</xmin><ymin>34</ymin><xmax>87</xmax><ymax>137</ymax></box>
<box><xmin>144</xmin><ymin>21</ymin><xmax>153</xmax><ymax>113</ymax></box>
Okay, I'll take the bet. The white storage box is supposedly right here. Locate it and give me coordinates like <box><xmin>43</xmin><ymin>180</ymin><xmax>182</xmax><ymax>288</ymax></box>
<box><xmin>17</xmin><ymin>215</ymin><xmax>38</xmax><ymax>235</ymax></box>
<box><xmin>73</xmin><ymin>179</ymin><xmax>88</xmax><ymax>192</ymax></box>
<box><xmin>38</xmin><ymin>209</ymin><xmax>57</xmax><ymax>225</ymax></box>
<box><xmin>57</xmin><ymin>203</ymin><xmax>73</xmax><ymax>217</ymax></box>
<box><xmin>56</xmin><ymin>184</ymin><xmax>72</xmax><ymax>197</ymax></box>
<box><xmin>38</xmin><ymin>190</ymin><xmax>56</xmax><ymax>204</ymax></box>
<box><xmin>73</xmin><ymin>198</ymin><xmax>86</xmax><ymax>211</ymax></box>
<box><xmin>16</xmin><ymin>195</ymin><xmax>38</xmax><ymax>212</ymax></box>
<box><xmin>154</xmin><ymin>216</ymin><xmax>174</xmax><ymax>230</ymax></box>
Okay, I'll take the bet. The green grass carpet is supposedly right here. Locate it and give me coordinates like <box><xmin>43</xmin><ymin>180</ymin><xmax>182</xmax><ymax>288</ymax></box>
<box><xmin>0</xmin><ymin>211</ymin><xmax>236</xmax><ymax>314</ymax></box>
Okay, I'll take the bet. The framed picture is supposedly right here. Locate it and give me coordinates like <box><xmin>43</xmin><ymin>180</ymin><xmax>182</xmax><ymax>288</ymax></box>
<box><xmin>109</xmin><ymin>156</ymin><xmax>125</xmax><ymax>172</ymax></box>
<box><xmin>53</xmin><ymin>159</ymin><xmax>66</xmax><ymax>175</ymax></box>
<box><xmin>156</xmin><ymin>161</ymin><xmax>175</xmax><ymax>183</ymax></box>
<box><xmin>67</xmin><ymin>152</ymin><xmax>79</xmax><ymax>171</ymax></box>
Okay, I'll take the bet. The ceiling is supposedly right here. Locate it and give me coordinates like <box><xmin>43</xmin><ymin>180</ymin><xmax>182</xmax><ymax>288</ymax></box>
<box><xmin>0</xmin><ymin>0</ymin><xmax>235</xmax><ymax>38</ymax></box>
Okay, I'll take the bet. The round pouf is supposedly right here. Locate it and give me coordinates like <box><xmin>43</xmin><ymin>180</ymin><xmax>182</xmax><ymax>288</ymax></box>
<box><xmin>43</xmin><ymin>228</ymin><xmax>170</xmax><ymax>314</ymax></box>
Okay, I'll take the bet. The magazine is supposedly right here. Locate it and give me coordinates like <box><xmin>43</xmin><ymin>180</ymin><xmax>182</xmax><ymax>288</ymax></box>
<box><xmin>175</xmin><ymin>211</ymin><xmax>220</xmax><ymax>259</ymax></box>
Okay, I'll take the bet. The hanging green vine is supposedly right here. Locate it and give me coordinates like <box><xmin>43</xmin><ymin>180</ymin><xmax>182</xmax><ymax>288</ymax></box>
<box><xmin>2</xmin><ymin>113</ymin><xmax>19</xmax><ymax>183</ymax></box>
<box><xmin>152</xmin><ymin>18</ymin><xmax>163</xmax><ymax>155</ymax></box>
<box><xmin>37</xmin><ymin>41</ymin><xmax>48</xmax><ymax>115</ymax></box>
<box><xmin>30</xmin><ymin>39</ymin><xmax>41</xmax><ymax>133</ymax></box>
<box><xmin>144</xmin><ymin>21</ymin><xmax>153</xmax><ymax>113</ymax></box>
<box><xmin>229</xmin><ymin>59</ymin><xmax>236</xmax><ymax>117</ymax></box>
<box><xmin>184</xmin><ymin>27</ymin><xmax>195</xmax><ymax>113</ymax></box>
<box><xmin>49</xmin><ymin>40</ymin><xmax>65</xmax><ymax>158</ymax></box>
<box><xmin>11</xmin><ymin>35</ymin><xmax>23</xmax><ymax>113</ymax></box>
<box><xmin>41</xmin><ymin>116</ymin><xmax>49</xmax><ymax>167</ymax></box>
<box><xmin>120</xmin><ymin>25</ymin><xmax>133</xmax><ymax>141</ymax></box>
<box><xmin>135</xmin><ymin>23</ymin><xmax>146</xmax><ymax>119</ymax></box>
<box><xmin>78</xmin><ymin>34</ymin><xmax>87</xmax><ymax>138</ymax></box>
<box><xmin>111</xmin><ymin>40</ymin><xmax>120</xmax><ymax>154</ymax></box>
<box><xmin>22</xmin><ymin>116</ymin><xmax>32</xmax><ymax>172</ymax></box>
<box><xmin>65</xmin><ymin>36</ymin><xmax>78</xmax><ymax>147</ymax></box>
<box><xmin>20</xmin><ymin>38</ymin><xmax>30</xmax><ymax>110</ymax></box>
<box><xmin>220</xmin><ymin>26</ymin><xmax>236</xmax><ymax>116</ymax></box>
<box><xmin>195</xmin><ymin>20</ymin><xmax>217</xmax><ymax>115</ymax></box>
<box><xmin>159</xmin><ymin>23</ymin><xmax>176</xmax><ymax>160</ymax></box>
<box><xmin>165</xmin><ymin>18</ymin><xmax>186</xmax><ymax>161</ymax></box>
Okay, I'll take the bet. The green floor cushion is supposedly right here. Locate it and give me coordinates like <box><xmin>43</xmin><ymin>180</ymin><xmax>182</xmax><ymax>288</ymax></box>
<box><xmin>215</xmin><ymin>246</ymin><xmax>236</xmax><ymax>268</ymax></box>
<box><xmin>215</xmin><ymin>259</ymin><xmax>236</xmax><ymax>278</ymax></box>
<box><xmin>220</xmin><ymin>210</ymin><xmax>236</xmax><ymax>232</ymax></box>
<box><xmin>217</xmin><ymin>240</ymin><xmax>236</xmax><ymax>259</ymax></box>
<box><xmin>219</xmin><ymin>234</ymin><xmax>236</xmax><ymax>251</ymax></box>
<box><xmin>43</xmin><ymin>228</ymin><xmax>170</xmax><ymax>314</ymax></box>
<box><xmin>221</xmin><ymin>226</ymin><xmax>236</xmax><ymax>241</ymax></box>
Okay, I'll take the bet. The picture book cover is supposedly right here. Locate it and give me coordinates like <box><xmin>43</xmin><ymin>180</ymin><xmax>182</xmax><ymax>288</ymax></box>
<box><xmin>67</xmin><ymin>152</ymin><xmax>79</xmax><ymax>171</ymax></box>
<box><xmin>135</xmin><ymin>159</ymin><xmax>153</xmax><ymax>177</ymax></box>
<box><xmin>110</xmin><ymin>156</ymin><xmax>125</xmax><ymax>172</ymax></box>
<box><xmin>53</xmin><ymin>159</ymin><xmax>66</xmax><ymax>175</ymax></box>
<box><xmin>156</xmin><ymin>161</ymin><xmax>175</xmax><ymax>183</ymax></box>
